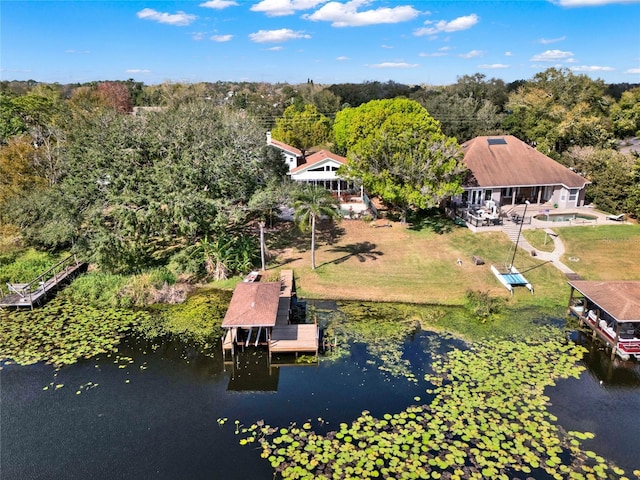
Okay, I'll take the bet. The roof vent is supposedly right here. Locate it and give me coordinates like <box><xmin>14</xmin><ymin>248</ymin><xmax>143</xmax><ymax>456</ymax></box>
<box><xmin>487</xmin><ymin>138</ymin><xmax>507</xmax><ymax>146</ymax></box>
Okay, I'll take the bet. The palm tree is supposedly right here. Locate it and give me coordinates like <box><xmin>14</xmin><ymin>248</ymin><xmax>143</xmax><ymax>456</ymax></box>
<box><xmin>293</xmin><ymin>185</ymin><xmax>341</xmax><ymax>270</ymax></box>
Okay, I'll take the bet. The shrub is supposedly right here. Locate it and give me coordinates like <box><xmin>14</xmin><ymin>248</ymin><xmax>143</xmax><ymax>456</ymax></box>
<box><xmin>465</xmin><ymin>290</ymin><xmax>504</xmax><ymax>321</ymax></box>
<box><xmin>0</xmin><ymin>249</ymin><xmax>64</xmax><ymax>285</ymax></box>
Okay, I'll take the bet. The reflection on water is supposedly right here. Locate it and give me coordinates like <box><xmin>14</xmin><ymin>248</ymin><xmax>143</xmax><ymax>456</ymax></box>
<box><xmin>0</xmin><ymin>332</ymin><xmax>428</xmax><ymax>480</ymax></box>
<box><xmin>225</xmin><ymin>349</ymin><xmax>281</xmax><ymax>392</ymax></box>
<box><xmin>2</xmin><ymin>325</ymin><xmax>640</xmax><ymax>479</ymax></box>
<box><xmin>548</xmin><ymin>330</ymin><xmax>640</xmax><ymax>474</ymax></box>
<box><xmin>573</xmin><ymin>330</ymin><xmax>640</xmax><ymax>386</ymax></box>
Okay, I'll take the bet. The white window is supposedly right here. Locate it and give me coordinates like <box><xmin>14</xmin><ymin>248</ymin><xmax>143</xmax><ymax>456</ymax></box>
<box><xmin>569</xmin><ymin>189</ymin><xmax>578</xmax><ymax>202</ymax></box>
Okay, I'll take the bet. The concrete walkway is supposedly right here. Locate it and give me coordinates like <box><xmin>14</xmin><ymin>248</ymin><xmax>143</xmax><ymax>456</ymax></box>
<box><xmin>502</xmin><ymin>224</ymin><xmax>578</xmax><ymax>278</ymax></box>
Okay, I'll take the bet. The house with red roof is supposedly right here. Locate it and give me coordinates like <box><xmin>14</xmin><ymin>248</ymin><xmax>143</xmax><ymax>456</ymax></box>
<box><xmin>458</xmin><ymin>135</ymin><xmax>589</xmax><ymax>209</ymax></box>
<box><xmin>266</xmin><ymin>132</ymin><xmax>366</xmax><ymax>206</ymax></box>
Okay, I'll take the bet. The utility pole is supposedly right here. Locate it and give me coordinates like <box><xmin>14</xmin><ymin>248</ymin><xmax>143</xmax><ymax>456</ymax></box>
<box><xmin>259</xmin><ymin>221</ymin><xmax>266</xmax><ymax>271</ymax></box>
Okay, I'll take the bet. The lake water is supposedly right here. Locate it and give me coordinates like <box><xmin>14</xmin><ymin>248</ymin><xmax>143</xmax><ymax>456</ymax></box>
<box><xmin>1</xmin><ymin>327</ymin><xmax>639</xmax><ymax>478</ymax></box>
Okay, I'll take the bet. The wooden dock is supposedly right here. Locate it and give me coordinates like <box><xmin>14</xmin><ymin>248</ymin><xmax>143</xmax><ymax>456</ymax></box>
<box><xmin>221</xmin><ymin>269</ymin><xmax>318</xmax><ymax>362</ymax></box>
<box><xmin>269</xmin><ymin>324</ymin><xmax>319</xmax><ymax>356</ymax></box>
<box><xmin>0</xmin><ymin>255</ymin><xmax>86</xmax><ymax>309</ymax></box>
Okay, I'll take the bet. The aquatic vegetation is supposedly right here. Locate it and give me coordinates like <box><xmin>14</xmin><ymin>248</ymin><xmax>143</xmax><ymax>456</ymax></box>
<box><xmin>62</xmin><ymin>268</ymin><xmax>180</xmax><ymax>309</ymax></box>
<box><xmin>323</xmin><ymin>302</ymin><xmax>423</xmax><ymax>382</ymax></box>
<box><xmin>238</xmin><ymin>327</ymin><xmax>631</xmax><ymax>479</ymax></box>
<box><xmin>0</xmin><ymin>300</ymin><xmax>148</xmax><ymax>367</ymax></box>
<box><xmin>61</xmin><ymin>271</ymin><xmax>131</xmax><ymax>307</ymax></box>
<box><xmin>141</xmin><ymin>288</ymin><xmax>232</xmax><ymax>341</ymax></box>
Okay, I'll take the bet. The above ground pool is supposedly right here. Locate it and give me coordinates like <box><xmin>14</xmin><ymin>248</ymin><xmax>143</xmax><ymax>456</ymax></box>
<box><xmin>534</xmin><ymin>212</ymin><xmax>598</xmax><ymax>222</ymax></box>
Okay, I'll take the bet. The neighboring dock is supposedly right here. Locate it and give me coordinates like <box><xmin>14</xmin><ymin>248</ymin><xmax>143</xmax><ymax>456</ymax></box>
<box><xmin>0</xmin><ymin>254</ymin><xmax>86</xmax><ymax>309</ymax></box>
<box><xmin>221</xmin><ymin>269</ymin><xmax>318</xmax><ymax>363</ymax></box>
<box><xmin>568</xmin><ymin>280</ymin><xmax>640</xmax><ymax>361</ymax></box>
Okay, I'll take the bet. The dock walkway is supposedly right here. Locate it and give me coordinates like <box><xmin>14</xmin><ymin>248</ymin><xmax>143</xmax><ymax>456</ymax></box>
<box><xmin>0</xmin><ymin>255</ymin><xmax>85</xmax><ymax>309</ymax></box>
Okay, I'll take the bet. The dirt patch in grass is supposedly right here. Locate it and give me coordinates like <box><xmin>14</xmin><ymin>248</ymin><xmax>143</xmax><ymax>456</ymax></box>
<box><xmin>266</xmin><ymin>219</ymin><xmax>566</xmax><ymax>306</ymax></box>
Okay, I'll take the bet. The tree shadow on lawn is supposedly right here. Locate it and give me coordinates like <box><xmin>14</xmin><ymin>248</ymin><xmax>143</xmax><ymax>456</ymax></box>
<box><xmin>320</xmin><ymin>241</ymin><xmax>383</xmax><ymax>267</ymax></box>
<box><xmin>406</xmin><ymin>209</ymin><xmax>458</xmax><ymax>234</ymax></box>
<box><xmin>266</xmin><ymin>219</ymin><xmax>346</xmax><ymax>253</ymax></box>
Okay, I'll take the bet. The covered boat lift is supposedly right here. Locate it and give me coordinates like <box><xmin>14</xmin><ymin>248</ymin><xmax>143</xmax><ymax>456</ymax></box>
<box><xmin>568</xmin><ymin>281</ymin><xmax>640</xmax><ymax>361</ymax></box>
<box><xmin>221</xmin><ymin>270</ymin><xmax>318</xmax><ymax>363</ymax></box>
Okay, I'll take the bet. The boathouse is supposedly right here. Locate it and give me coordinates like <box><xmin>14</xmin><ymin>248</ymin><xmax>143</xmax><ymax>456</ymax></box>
<box><xmin>222</xmin><ymin>270</ymin><xmax>318</xmax><ymax>362</ymax></box>
<box><xmin>568</xmin><ymin>280</ymin><xmax>640</xmax><ymax>360</ymax></box>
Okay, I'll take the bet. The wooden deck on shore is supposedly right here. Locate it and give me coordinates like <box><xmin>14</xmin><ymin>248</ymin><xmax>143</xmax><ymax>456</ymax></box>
<box><xmin>0</xmin><ymin>255</ymin><xmax>85</xmax><ymax>309</ymax></box>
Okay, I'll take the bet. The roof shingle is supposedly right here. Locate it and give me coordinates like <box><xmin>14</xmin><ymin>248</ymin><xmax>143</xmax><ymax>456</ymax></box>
<box><xmin>462</xmin><ymin>135</ymin><xmax>588</xmax><ymax>189</ymax></box>
<box><xmin>222</xmin><ymin>282</ymin><xmax>281</xmax><ymax>328</ymax></box>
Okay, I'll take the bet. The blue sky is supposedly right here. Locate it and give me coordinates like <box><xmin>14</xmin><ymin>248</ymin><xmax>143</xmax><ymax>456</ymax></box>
<box><xmin>2</xmin><ymin>0</ymin><xmax>640</xmax><ymax>86</ymax></box>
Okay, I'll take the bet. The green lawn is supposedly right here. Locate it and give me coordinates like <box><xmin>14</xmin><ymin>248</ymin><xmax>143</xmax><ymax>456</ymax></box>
<box><xmin>522</xmin><ymin>229</ymin><xmax>556</xmax><ymax>253</ymax></box>
<box><xmin>557</xmin><ymin>224</ymin><xmax>640</xmax><ymax>280</ymax></box>
<box><xmin>270</xmin><ymin>220</ymin><xmax>571</xmax><ymax>307</ymax></box>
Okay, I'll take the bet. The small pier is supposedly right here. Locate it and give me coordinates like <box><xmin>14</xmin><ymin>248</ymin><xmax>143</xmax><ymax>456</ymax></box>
<box><xmin>0</xmin><ymin>254</ymin><xmax>86</xmax><ymax>309</ymax></box>
<box><xmin>222</xmin><ymin>270</ymin><xmax>318</xmax><ymax>363</ymax></box>
<box><xmin>568</xmin><ymin>280</ymin><xmax>640</xmax><ymax>361</ymax></box>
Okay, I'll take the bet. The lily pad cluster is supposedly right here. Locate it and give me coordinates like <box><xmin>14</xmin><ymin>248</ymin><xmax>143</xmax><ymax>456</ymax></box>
<box><xmin>323</xmin><ymin>302</ymin><xmax>425</xmax><ymax>382</ymax></box>
<box><xmin>0</xmin><ymin>300</ymin><xmax>148</xmax><ymax>367</ymax></box>
<box><xmin>237</xmin><ymin>328</ymin><xmax>633</xmax><ymax>479</ymax></box>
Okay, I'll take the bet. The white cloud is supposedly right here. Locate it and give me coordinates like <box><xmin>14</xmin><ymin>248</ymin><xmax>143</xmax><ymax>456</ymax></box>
<box><xmin>459</xmin><ymin>50</ymin><xmax>484</xmax><ymax>59</ymax></box>
<box><xmin>368</xmin><ymin>62</ymin><xmax>419</xmax><ymax>69</ymax></box>
<box><xmin>249</xmin><ymin>28</ymin><xmax>311</xmax><ymax>43</ymax></box>
<box><xmin>626</xmin><ymin>68</ymin><xmax>640</xmax><ymax>74</ymax></box>
<box><xmin>505</xmin><ymin>51</ymin><xmax>513</xmax><ymax>56</ymax></box>
<box><xmin>137</xmin><ymin>8</ymin><xmax>196</xmax><ymax>26</ymax></box>
<box><xmin>251</xmin><ymin>0</ymin><xmax>327</xmax><ymax>17</ymax></box>
<box><xmin>126</xmin><ymin>69</ymin><xmax>152</xmax><ymax>74</ymax></box>
<box><xmin>381</xmin><ymin>44</ymin><xmax>394</xmax><ymax>49</ymax></box>
<box><xmin>539</xmin><ymin>36</ymin><xmax>566</xmax><ymax>44</ymax></box>
<box><xmin>336</xmin><ymin>56</ymin><xmax>349</xmax><ymax>61</ymax></box>
<box><xmin>211</xmin><ymin>34</ymin><xmax>233</xmax><ymax>42</ymax></box>
<box><xmin>478</xmin><ymin>63</ymin><xmax>510</xmax><ymax>69</ymax></box>
<box><xmin>268</xmin><ymin>46</ymin><xmax>284</xmax><ymax>51</ymax></box>
<box><xmin>199</xmin><ymin>0</ymin><xmax>238</xmax><ymax>9</ymax></box>
<box><xmin>420</xmin><ymin>46</ymin><xmax>452</xmax><ymax>57</ymax></box>
<box><xmin>414</xmin><ymin>13</ymin><xmax>479</xmax><ymax>36</ymax></box>
<box><xmin>530</xmin><ymin>49</ymin><xmax>574</xmax><ymax>61</ymax></box>
<box><xmin>65</xmin><ymin>49</ymin><xmax>90</xmax><ymax>54</ymax></box>
<box><xmin>550</xmin><ymin>0</ymin><xmax>640</xmax><ymax>6</ymax></box>
<box><xmin>305</xmin><ymin>0</ymin><xmax>419</xmax><ymax>27</ymax></box>
<box><xmin>570</xmin><ymin>65</ymin><xmax>615</xmax><ymax>72</ymax></box>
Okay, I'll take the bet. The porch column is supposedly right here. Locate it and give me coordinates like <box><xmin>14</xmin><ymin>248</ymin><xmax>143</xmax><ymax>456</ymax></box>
<box><xmin>360</xmin><ymin>185</ymin><xmax>364</xmax><ymax>201</ymax></box>
<box><xmin>511</xmin><ymin>190</ymin><xmax>516</xmax><ymax>206</ymax></box>
<box><xmin>537</xmin><ymin>189</ymin><xmax>542</xmax><ymax>204</ymax></box>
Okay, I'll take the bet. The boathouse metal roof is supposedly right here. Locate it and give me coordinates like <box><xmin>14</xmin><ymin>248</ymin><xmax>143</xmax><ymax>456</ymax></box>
<box><xmin>222</xmin><ymin>282</ymin><xmax>281</xmax><ymax>328</ymax></box>
<box><xmin>568</xmin><ymin>281</ymin><xmax>640</xmax><ymax>322</ymax></box>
